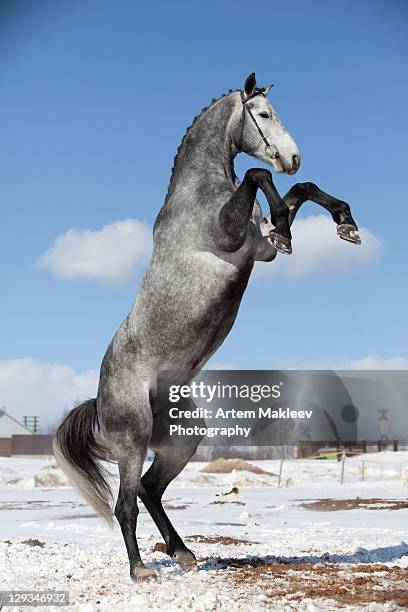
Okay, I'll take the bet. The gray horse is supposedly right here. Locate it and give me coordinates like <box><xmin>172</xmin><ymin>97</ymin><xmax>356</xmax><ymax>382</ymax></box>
<box><xmin>54</xmin><ymin>73</ymin><xmax>360</xmax><ymax>580</ymax></box>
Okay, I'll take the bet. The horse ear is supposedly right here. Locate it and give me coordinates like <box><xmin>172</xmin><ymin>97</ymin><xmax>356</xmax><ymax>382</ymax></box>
<box><xmin>263</xmin><ymin>84</ymin><xmax>274</xmax><ymax>96</ymax></box>
<box><xmin>244</xmin><ymin>73</ymin><xmax>257</xmax><ymax>97</ymax></box>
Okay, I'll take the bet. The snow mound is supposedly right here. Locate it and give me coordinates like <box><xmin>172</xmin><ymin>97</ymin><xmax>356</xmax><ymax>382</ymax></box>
<box><xmin>201</xmin><ymin>458</ymin><xmax>274</xmax><ymax>475</ymax></box>
<box><xmin>188</xmin><ymin>474</ymin><xmax>218</xmax><ymax>486</ymax></box>
<box><xmin>7</xmin><ymin>471</ymin><xmax>69</xmax><ymax>489</ymax></box>
<box><xmin>181</xmin><ymin>469</ymin><xmax>277</xmax><ymax>488</ymax></box>
<box><xmin>226</xmin><ymin>470</ymin><xmax>277</xmax><ymax>487</ymax></box>
<box><xmin>35</xmin><ymin>472</ymin><xmax>68</xmax><ymax>487</ymax></box>
<box><xmin>6</xmin><ymin>476</ymin><xmax>36</xmax><ymax>489</ymax></box>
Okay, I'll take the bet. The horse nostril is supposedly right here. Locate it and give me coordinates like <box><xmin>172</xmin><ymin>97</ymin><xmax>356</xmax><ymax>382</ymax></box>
<box><xmin>292</xmin><ymin>154</ymin><xmax>300</xmax><ymax>168</ymax></box>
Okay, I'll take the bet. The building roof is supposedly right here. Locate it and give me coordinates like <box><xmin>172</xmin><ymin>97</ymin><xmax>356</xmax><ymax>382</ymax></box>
<box><xmin>0</xmin><ymin>411</ymin><xmax>34</xmax><ymax>437</ymax></box>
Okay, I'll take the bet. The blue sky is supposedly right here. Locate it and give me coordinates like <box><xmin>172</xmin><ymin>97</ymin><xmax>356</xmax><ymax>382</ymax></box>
<box><xmin>0</xmin><ymin>0</ymin><xmax>407</xmax><ymax>423</ymax></box>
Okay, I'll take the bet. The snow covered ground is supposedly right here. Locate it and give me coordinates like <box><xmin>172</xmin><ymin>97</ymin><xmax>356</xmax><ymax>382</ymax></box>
<box><xmin>1</xmin><ymin>452</ymin><xmax>408</xmax><ymax>610</ymax></box>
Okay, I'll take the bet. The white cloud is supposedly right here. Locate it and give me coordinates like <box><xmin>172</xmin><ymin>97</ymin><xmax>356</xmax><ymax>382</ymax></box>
<box><xmin>0</xmin><ymin>358</ymin><xmax>99</xmax><ymax>429</ymax></box>
<box><xmin>39</xmin><ymin>215</ymin><xmax>382</xmax><ymax>285</ymax></box>
<box><xmin>38</xmin><ymin>219</ymin><xmax>152</xmax><ymax>285</ymax></box>
<box><xmin>254</xmin><ymin>215</ymin><xmax>383</xmax><ymax>279</ymax></box>
<box><xmin>293</xmin><ymin>355</ymin><xmax>408</xmax><ymax>370</ymax></box>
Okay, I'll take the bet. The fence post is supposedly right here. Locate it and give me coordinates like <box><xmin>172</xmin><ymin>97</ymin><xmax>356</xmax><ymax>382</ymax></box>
<box><xmin>277</xmin><ymin>458</ymin><xmax>284</xmax><ymax>488</ymax></box>
<box><xmin>340</xmin><ymin>450</ymin><xmax>346</xmax><ymax>484</ymax></box>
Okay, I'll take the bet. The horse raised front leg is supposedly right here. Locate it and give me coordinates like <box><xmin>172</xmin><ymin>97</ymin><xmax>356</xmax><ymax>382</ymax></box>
<box><xmin>246</xmin><ymin>168</ymin><xmax>292</xmax><ymax>254</ymax></box>
<box><xmin>284</xmin><ymin>182</ymin><xmax>361</xmax><ymax>244</ymax></box>
<box><xmin>219</xmin><ymin>168</ymin><xmax>291</xmax><ymax>255</ymax></box>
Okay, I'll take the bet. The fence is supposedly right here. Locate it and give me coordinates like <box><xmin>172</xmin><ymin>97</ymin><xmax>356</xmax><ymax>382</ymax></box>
<box><xmin>274</xmin><ymin>449</ymin><xmax>408</xmax><ymax>488</ymax></box>
<box><xmin>0</xmin><ymin>434</ymin><xmax>54</xmax><ymax>457</ymax></box>
<box><xmin>0</xmin><ymin>438</ymin><xmax>12</xmax><ymax>457</ymax></box>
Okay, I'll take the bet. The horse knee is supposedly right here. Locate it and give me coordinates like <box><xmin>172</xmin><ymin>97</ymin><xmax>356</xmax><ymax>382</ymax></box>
<box><xmin>245</xmin><ymin>168</ymin><xmax>273</xmax><ymax>186</ymax></box>
<box><xmin>339</xmin><ymin>201</ymin><xmax>351</xmax><ymax>214</ymax></box>
<box><xmin>298</xmin><ymin>181</ymin><xmax>319</xmax><ymax>195</ymax></box>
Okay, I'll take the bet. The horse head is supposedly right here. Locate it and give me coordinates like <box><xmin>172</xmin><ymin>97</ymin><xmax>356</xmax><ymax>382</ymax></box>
<box><xmin>240</xmin><ymin>73</ymin><xmax>300</xmax><ymax>175</ymax></box>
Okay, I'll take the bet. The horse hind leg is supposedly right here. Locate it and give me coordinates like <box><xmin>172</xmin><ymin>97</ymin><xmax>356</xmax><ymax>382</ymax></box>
<box><xmin>100</xmin><ymin>389</ymin><xmax>156</xmax><ymax>581</ymax></box>
<box><xmin>140</xmin><ymin>450</ymin><xmax>198</xmax><ymax>567</ymax></box>
<box><xmin>115</xmin><ymin>457</ymin><xmax>157</xmax><ymax>581</ymax></box>
<box><xmin>140</xmin><ymin>405</ymin><xmax>205</xmax><ymax>567</ymax></box>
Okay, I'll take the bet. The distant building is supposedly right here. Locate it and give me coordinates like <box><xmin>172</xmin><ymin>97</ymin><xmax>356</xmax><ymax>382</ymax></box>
<box><xmin>0</xmin><ymin>408</ymin><xmax>34</xmax><ymax>437</ymax></box>
<box><xmin>0</xmin><ymin>408</ymin><xmax>55</xmax><ymax>456</ymax></box>
<box><xmin>0</xmin><ymin>408</ymin><xmax>34</xmax><ymax>457</ymax></box>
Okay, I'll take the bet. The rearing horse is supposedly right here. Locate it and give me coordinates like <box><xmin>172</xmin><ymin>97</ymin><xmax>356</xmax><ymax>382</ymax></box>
<box><xmin>54</xmin><ymin>73</ymin><xmax>360</xmax><ymax>580</ymax></box>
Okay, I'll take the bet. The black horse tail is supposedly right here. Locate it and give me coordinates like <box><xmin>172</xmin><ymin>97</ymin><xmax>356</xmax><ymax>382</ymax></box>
<box><xmin>53</xmin><ymin>399</ymin><xmax>114</xmax><ymax>525</ymax></box>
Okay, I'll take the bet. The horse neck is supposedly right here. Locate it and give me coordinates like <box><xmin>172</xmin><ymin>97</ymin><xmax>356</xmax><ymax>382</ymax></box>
<box><xmin>168</xmin><ymin>93</ymin><xmax>241</xmax><ymax>198</ymax></box>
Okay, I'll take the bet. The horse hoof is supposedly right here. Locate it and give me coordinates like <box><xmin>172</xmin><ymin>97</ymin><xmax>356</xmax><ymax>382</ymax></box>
<box><xmin>337</xmin><ymin>224</ymin><xmax>361</xmax><ymax>245</ymax></box>
<box><xmin>174</xmin><ymin>549</ymin><xmax>197</xmax><ymax>569</ymax></box>
<box><xmin>131</xmin><ymin>567</ymin><xmax>158</xmax><ymax>582</ymax></box>
<box><xmin>269</xmin><ymin>230</ymin><xmax>292</xmax><ymax>255</ymax></box>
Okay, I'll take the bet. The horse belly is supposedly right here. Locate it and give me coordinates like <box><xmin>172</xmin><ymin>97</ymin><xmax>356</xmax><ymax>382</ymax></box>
<box><xmin>123</xmin><ymin>247</ymin><xmax>254</xmax><ymax>372</ymax></box>
<box><xmin>162</xmin><ymin>251</ymin><xmax>252</xmax><ymax>367</ymax></box>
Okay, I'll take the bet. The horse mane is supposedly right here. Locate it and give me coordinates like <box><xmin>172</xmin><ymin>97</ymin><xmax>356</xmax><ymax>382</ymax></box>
<box><xmin>165</xmin><ymin>89</ymin><xmax>239</xmax><ymax>199</ymax></box>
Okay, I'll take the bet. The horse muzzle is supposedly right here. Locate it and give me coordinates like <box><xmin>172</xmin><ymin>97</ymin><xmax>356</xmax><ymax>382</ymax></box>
<box><xmin>281</xmin><ymin>152</ymin><xmax>301</xmax><ymax>175</ymax></box>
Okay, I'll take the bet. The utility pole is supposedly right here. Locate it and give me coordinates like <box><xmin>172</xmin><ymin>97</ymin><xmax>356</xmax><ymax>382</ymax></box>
<box><xmin>23</xmin><ymin>416</ymin><xmax>39</xmax><ymax>434</ymax></box>
<box><xmin>378</xmin><ymin>409</ymin><xmax>389</xmax><ymax>450</ymax></box>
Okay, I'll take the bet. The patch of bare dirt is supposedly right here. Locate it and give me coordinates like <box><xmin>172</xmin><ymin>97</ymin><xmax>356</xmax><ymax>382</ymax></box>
<box><xmin>21</xmin><ymin>538</ymin><xmax>45</xmax><ymax>547</ymax></box>
<box><xmin>301</xmin><ymin>498</ymin><xmax>408</xmax><ymax>511</ymax></box>
<box><xmin>226</xmin><ymin>560</ymin><xmax>408</xmax><ymax>607</ymax></box>
<box><xmin>210</xmin><ymin>500</ymin><xmax>245</xmax><ymax>506</ymax></box>
<box><xmin>187</xmin><ymin>535</ymin><xmax>258</xmax><ymax>546</ymax></box>
<box><xmin>162</xmin><ymin>501</ymin><xmax>188</xmax><ymax>510</ymax></box>
<box><xmin>54</xmin><ymin>513</ymin><xmax>99</xmax><ymax>520</ymax></box>
<box><xmin>152</xmin><ymin>537</ymin><xmax>257</xmax><ymax>553</ymax></box>
<box><xmin>152</xmin><ymin>542</ymin><xmax>167</xmax><ymax>554</ymax></box>
<box><xmin>200</xmin><ymin>458</ymin><xmax>274</xmax><ymax>475</ymax></box>
<box><xmin>0</xmin><ymin>500</ymin><xmax>85</xmax><ymax>510</ymax></box>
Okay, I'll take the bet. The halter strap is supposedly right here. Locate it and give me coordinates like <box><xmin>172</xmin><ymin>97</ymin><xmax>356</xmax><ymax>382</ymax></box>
<box><xmin>240</xmin><ymin>91</ymin><xmax>280</xmax><ymax>159</ymax></box>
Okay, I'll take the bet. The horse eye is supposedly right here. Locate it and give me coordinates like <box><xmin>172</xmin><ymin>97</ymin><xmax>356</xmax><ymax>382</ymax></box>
<box><xmin>259</xmin><ymin>112</ymin><xmax>269</xmax><ymax>119</ymax></box>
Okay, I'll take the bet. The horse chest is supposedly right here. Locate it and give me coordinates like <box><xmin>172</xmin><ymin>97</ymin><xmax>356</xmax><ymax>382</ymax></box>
<box><xmin>194</xmin><ymin>250</ymin><xmax>243</xmax><ymax>279</ymax></box>
<box><xmin>192</xmin><ymin>248</ymin><xmax>253</xmax><ymax>299</ymax></box>
<box><xmin>188</xmin><ymin>249</ymin><xmax>253</xmax><ymax>329</ymax></box>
